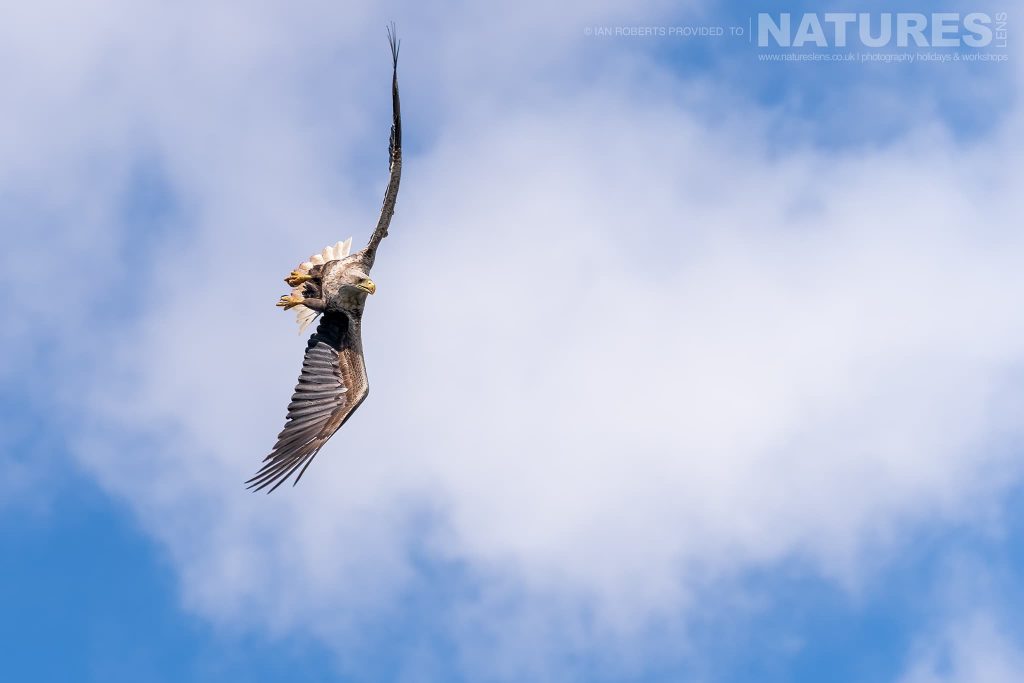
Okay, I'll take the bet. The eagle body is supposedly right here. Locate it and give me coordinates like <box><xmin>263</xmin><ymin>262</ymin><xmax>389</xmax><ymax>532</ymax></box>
<box><xmin>247</xmin><ymin>27</ymin><xmax>402</xmax><ymax>492</ymax></box>
<box><xmin>322</xmin><ymin>255</ymin><xmax>373</xmax><ymax>313</ymax></box>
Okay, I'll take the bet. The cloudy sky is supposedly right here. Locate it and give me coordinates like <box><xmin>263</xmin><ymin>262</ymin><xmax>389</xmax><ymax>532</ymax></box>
<box><xmin>1</xmin><ymin>1</ymin><xmax>1021</xmax><ymax>681</ymax></box>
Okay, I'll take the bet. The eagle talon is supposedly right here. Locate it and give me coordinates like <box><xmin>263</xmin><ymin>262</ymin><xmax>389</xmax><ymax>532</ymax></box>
<box><xmin>285</xmin><ymin>270</ymin><xmax>314</xmax><ymax>287</ymax></box>
<box><xmin>277</xmin><ymin>294</ymin><xmax>304</xmax><ymax>310</ymax></box>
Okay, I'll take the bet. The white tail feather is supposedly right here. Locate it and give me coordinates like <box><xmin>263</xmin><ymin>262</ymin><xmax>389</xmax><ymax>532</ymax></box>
<box><xmin>294</xmin><ymin>305</ymin><xmax>319</xmax><ymax>334</ymax></box>
<box><xmin>284</xmin><ymin>237</ymin><xmax>354</xmax><ymax>334</ymax></box>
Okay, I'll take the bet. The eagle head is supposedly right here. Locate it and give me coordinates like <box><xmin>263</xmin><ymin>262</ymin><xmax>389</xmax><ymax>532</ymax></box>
<box><xmin>324</xmin><ymin>256</ymin><xmax>376</xmax><ymax>312</ymax></box>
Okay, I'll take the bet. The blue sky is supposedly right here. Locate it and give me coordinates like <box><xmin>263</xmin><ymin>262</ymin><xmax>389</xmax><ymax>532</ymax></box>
<box><xmin>1</xmin><ymin>1</ymin><xmax>1022</xmax><ymax>681</ymax></box>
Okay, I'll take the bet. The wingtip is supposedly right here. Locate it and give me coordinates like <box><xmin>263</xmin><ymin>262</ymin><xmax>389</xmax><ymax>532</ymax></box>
<box><xmin>386</xmin><ymin>22</ymin><xmax>400</xmax><ymax>64</ymax></box>
<box><xmin>244</xmin><ymin>473</ymin><xmax>285</xmax><ymax>494</ymax></box>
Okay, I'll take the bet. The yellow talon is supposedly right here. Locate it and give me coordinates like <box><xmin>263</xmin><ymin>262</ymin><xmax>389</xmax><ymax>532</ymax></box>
<box><xmin>277</xmin><ymin>294</ymin><xmax>304</xmax><ymax>310</ymax></box>
<box><xmin>285</xmin><ymin>270</ymin><xmax>313</xmax><ymax>287</ymax></box>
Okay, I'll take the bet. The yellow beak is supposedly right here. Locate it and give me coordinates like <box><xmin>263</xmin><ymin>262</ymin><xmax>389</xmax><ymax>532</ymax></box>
<box><xmin>358</xmin><ymin>278</ymin><xmax>376</xmax><ymax>295</ymax></box>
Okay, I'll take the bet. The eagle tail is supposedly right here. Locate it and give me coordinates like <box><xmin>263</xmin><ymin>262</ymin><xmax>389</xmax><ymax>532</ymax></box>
<box><xmin>288</xmin><ymin>238</ymin><xmax>352</xmax><ymax>333</ymax></box>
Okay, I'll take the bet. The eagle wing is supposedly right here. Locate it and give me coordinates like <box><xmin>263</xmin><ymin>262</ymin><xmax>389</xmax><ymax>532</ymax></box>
<box><xmin>247</xmin><ymin>313</ymin><xmax>369</xmax><ymax>492</ymax></box>
<box><xmin>362</xmin><ymin>23</ymin><xmax>402</xmax><ymax>268</ymax></box>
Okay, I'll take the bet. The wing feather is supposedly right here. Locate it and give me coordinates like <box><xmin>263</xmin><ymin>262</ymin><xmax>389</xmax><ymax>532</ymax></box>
<box><xmin>247</xmin><ymin>313</ymin><xmax>369</xmax><ymax>492</ymax></box>
<box><xmin>362</xmin><ymin>23</ymin><xmax>402</xmax><ymax>268</ymax></box>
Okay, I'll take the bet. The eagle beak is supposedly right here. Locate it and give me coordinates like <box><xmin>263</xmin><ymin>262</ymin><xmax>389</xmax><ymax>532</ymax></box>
<box><xmin>358</xmin><ymin>278</ymin><xmax>376</xmax><ymax>295</ymax></box>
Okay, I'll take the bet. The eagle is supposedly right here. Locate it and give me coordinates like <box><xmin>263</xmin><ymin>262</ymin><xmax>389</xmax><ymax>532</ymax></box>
<box><xmin>247</xmin><ymin>26</ymin><xmax>402</xmax><ymax>493</ymax></box>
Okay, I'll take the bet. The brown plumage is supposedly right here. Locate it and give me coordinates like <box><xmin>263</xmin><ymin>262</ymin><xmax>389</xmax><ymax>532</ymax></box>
<box><xmin>247</xmin><ymin>25</ymin><xmax>402</xmax><ymax>493</ymax></box>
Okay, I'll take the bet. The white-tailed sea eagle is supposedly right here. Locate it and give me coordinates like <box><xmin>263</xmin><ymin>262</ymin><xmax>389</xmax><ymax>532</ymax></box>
<box><xmin>247</xmin><ymin>26</ymin><xmax>402</xmax><ymax>492</ymax></box>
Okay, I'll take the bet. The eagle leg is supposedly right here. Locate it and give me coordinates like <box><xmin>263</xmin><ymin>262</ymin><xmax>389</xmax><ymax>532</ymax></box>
<box><xmin>277</xmin><ymin>294</ymin><xmax>303</xmax><ymax>310</ymax></box>
<box><xmin>277</xmin><ymin>294</ymin><xmax>326</xmax><ymax>311</ymax></box>
<box><xmin>285</xmin><ymin>270</ymin><xmax>315</xmax><ymax>287</ymax></box>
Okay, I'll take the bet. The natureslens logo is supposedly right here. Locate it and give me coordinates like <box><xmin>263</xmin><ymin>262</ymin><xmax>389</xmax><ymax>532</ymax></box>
<box><xmin>758</xmin><ymin>12</ymin><xmax>1008</xmax><ymax>49</ymax></box>
<box><xmin>581</xmin><ymin>11</ymin><xmax>1010</xmax><ymax>65</ymax></box>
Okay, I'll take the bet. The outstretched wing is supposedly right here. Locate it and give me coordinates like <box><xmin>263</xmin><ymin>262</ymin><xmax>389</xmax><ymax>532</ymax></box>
<box><xmin>247</xmin><ymin>313</ymin><xmax>369</xmax><ymax>492</ymax></box>
<box><xmin>362</xmin><ymin>23</ymin><xmax>402</xmax><ymax>268</ymax></box>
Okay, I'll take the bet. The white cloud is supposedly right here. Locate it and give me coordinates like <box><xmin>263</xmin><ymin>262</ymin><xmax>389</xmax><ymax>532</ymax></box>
<box><xmin>4</xmin><ymin>0</ymin><xmax>1024</xmax><ymax>679</ymax></box>
<box><xmin>897</xmin><ymin>553</ymin><xmax>1024</xmax><ymax>683</ymax></box>
<box><xmin>899</xmin><ymin>614</ymin><xmax>1024</xmax><ymax>683</ymax></box>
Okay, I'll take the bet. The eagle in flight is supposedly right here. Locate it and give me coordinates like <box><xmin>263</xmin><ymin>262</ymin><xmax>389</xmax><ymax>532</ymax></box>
<box><xmin>247</xmin><ymin>26</ymin><xmax>402</xmax><ymax>492</ymax></box>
